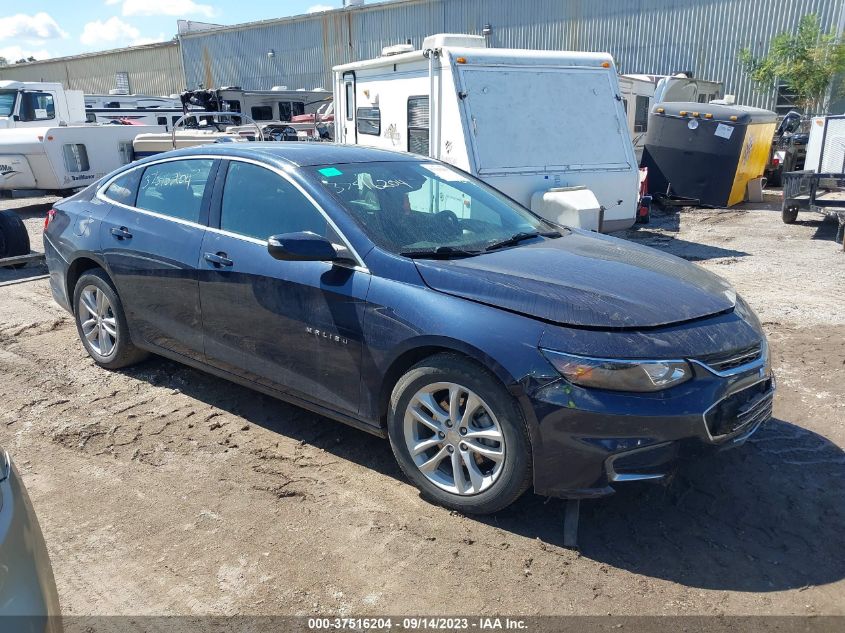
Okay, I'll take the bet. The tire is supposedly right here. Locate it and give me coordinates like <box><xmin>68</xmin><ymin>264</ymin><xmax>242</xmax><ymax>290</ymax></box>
<box><xmin>782</xmin><ymin>205</ymin><xmax>799</xmax><ymax>224</ymax></box>
<box><xmin>387</xmin><ymin>354</ymin><xmax>532</xmax><ymax>514</ymax></box>
<box><xmin>72</xmin><ymin>269</ymin><xmax>148</xmax><ymax>369</ymax></box>
<box><xmin>0</xmin><ymin>210</ymin><xmax>30</xmax><ymax>264</ymax></box>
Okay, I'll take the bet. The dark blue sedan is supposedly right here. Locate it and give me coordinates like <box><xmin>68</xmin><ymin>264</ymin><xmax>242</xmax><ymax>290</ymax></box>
<box><xmin>43</xmin><ymin>144</ymin><xmax>774</xmax><ymax>514</ymax></box>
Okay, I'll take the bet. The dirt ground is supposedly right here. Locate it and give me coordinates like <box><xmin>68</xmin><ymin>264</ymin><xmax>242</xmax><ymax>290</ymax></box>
<box><xmin>0</xmin><ymin>193</ymin><xmax>844</xmax><ymax>617</ymax></box>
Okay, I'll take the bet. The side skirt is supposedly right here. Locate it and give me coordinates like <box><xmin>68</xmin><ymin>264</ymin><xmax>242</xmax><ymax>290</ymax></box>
<box><xmin>134</xmin><ymin>342</ymin><xmax>387</xmax><ymax>439</ymax></box>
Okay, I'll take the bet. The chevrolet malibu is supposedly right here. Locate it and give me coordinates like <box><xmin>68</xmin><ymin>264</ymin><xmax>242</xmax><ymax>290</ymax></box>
<box><xmin>43</xmin><ymin>144</ymin><xmax>774</xmax><ymax>514</ymax></box>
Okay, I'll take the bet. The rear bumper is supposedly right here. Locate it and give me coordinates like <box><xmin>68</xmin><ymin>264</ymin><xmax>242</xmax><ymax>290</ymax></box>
<box><xmin>43</xmin><ymin>234</ymin><xmax>71</xmax><ymax>313</ymax></box>
<box><xmin>0</xmin><ymin>452</ymin><xmax>63</xmax><ymax>631</ymax></box>
<box><xmin>527</xmin><ymin>362</ymin><xmax>775</xmax><ymax>499</ymax></box>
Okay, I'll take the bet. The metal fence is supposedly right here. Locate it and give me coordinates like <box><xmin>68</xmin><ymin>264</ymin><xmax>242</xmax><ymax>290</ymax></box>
<box><xmin>179</xmin><ymin>0</ymin><xmax>845</xmax><ymax>109</ymax></box>
<box><xmin>2</xmin><ymin>0</ymin><xmax>843</xmax><ymax>108</ymax></box>
<box><xmin>0</xmin><ymin>42</ymin><xmax>183</xmax><ymax>96</ymax></box>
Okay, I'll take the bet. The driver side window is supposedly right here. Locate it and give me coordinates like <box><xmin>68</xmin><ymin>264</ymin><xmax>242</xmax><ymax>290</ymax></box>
<box><xmin>20</xmin><ymin>91</ymin><xmax>55</xmax><ymax>122</ymax></box>
<box><xmin>220</xmin><ymin>161</ymin><xmax>328</xmax><ymax>240</ymax></box>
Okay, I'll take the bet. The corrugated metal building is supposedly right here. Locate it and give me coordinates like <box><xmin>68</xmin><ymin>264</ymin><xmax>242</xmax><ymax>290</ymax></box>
<box><xmin>1</xmin><ymin>0</ymin><xmax>843</xmax><ymax>109</ymax></box>
<box><xmin>0</xmin><ymin>41</ymin><xmax>183</xmax><ymax>96</ymax></box>
<box><xmin>178</xmin><ymin>0</ymin><xmax>845</xmax><ymax>110</ymax></box>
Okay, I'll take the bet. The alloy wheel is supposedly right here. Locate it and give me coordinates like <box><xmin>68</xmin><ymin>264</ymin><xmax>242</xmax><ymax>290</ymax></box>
<box><xmin>78</xmin><ymin>285</ymin><xmax>118</xmax><ymax>357</ymax></box>
<box><xmin>403</xmin><ymin>382</ymin><xmax>506</xmax><ymax>495</ymax></box>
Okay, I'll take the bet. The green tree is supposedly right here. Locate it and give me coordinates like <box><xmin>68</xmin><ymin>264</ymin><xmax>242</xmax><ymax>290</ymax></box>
<box><xmin>738</xmin><ymin>13</ymin><xmax>845</xmax><ymax>113</ymax></box>
<box><xmin>0</xmin><ymin>56</ymin><xmax>8</xmax><ymax>67</ymax></box>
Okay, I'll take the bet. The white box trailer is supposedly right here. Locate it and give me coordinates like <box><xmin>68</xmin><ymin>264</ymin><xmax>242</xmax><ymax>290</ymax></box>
<box><xmin>333</xmin><ymin>34</ymin><xmax>639</xmax><ymax>232</ymax></box>
<box><xmin>618</xmin><ymin>75</ymin><xmax>654</xmax><ymax>162</ymax></box>
<box><xmin>618</xmin><ymin>73</ymin><xmax>725</xmax><ymax>162</ymax></box>
<box><xmin>0</xmin><ymin>124</ymin><xmax>163</xmax><ymax>192</ymax></box>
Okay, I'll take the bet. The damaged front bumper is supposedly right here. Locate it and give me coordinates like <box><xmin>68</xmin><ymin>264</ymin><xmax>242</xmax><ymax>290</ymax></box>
<box><xmin>526</xmin><ymin>345</ymin><xmax>775</xmax><ymax>499</ymax></box>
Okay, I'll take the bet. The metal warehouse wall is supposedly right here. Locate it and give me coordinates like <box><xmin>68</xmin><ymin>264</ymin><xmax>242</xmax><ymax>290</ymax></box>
<box><xmin>0</xmin><ymin>42</ymin><xmax>183</xmax><ymax>96</ymax></box>
<box><xmin>180</xmin><ymin>0</ymin><xmax>845</xmax><ymax>110</ymax></box>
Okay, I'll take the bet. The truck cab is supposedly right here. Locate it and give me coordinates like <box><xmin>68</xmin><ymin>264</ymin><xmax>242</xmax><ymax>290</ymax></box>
<box><xmin>0</xmin><ymin>81</ymin><xmax>86</xmax><ymax>130</ymax></box>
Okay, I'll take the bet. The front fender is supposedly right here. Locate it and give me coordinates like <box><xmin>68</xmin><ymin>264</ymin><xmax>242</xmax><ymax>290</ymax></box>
<box><xmin>360</xmin><ymin>275</ymin><xmax>555</xmax><ymax>467</ymax></box>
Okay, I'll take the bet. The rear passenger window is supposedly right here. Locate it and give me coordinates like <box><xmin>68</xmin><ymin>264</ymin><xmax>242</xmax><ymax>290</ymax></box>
<box><xmin>221</xmin><ymin>161</ymin><xmax>327</xmax><ymax>240</ymax></box>
<box><xmin>104</xmin><ymin>169</ymin><xmax>142</xmax><ymax>206</ymax></box>
<box><xmin>136</xmin><ymin>159</ymin><xmax>214</xmax><ymax>223</ymax></box>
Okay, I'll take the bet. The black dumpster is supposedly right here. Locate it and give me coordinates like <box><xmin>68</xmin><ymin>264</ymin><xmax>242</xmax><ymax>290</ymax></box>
<box><xmin>642</xmin><ymin>102</ymin><xmax>777</xmax><ymax>207</ymax></box>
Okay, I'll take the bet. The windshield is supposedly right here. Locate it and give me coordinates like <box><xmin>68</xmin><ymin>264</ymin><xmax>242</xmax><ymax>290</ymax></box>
<box><xmin>305</xmin><ymin>161</ymin><xmax>555</xmax><ymax>256</ymax></box>
<box><xmin>0</xmin><ymin>90</ymin><xmax>17</xmax><ymax>117</ymax></box>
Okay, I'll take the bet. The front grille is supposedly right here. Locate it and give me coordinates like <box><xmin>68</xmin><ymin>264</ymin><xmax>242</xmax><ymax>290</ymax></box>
<box><xmin>705</xmin><ymin>379</ymin><xmax>774</xmax><ymax>438</ymax></box>
<box><xmin>697</xmin><ymin>342</ymin><xmax>762</xmax><ymax>373</ymax></box>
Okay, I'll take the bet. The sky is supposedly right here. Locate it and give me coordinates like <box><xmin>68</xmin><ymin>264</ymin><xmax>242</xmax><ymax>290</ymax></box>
<box><xmin>0</xmin><ymin>1</ymin><xmax>343</xmax><ymax>63</ymax></box>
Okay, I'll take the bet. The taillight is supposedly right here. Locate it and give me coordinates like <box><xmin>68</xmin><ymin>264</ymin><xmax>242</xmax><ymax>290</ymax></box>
<box><xmin>44</xmin><ymin>208</ymin><xmax>56</xmax><ymax>231</ymax></box>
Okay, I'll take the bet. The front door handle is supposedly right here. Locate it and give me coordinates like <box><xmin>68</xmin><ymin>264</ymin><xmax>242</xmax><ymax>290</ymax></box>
<box><xmin>204</xmin><ymin>251</ymin><xmax>233</xmax><ymax>267</ymax></box>
<box><xmin>110</xmin><ymin>226</ymin><xmax>132</xmax><ymax>240</ymax></box>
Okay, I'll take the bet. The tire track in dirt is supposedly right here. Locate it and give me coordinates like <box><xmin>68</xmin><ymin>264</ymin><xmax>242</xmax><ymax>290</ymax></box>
<box><xmin>2</xmin><ymin>203</ymin><xmax>845</xmax><ymax>618</ymax></box>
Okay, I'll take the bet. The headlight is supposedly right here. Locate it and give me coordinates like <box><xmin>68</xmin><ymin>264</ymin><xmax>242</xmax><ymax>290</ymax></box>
<box><xmin>542</xmin><ymin>350</ymin><xmax>692</xmax><ymax>392</ymax></box>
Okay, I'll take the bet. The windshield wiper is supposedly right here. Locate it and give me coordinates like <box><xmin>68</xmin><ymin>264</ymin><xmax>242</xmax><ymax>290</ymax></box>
<box><xmin>400</xmin><ymin>246</ymin><xmax>482</xmax><ymax>259</ymax></box>
<box><xmin>484</xmin><ymin>230</ymin><xmax>561</xmax><ymax>252</ymax></box>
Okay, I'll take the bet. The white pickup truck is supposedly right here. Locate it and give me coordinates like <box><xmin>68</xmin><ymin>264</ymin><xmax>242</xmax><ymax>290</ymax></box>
<box><xmin>0</xmin><ymin>81</ymin><xmax>86</xmax><ymax>129</ymax></box>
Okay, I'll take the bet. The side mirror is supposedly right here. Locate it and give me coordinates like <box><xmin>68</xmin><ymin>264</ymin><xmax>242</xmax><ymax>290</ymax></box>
<box><xmin>267</xmin><ymin>232</ymin><xmax>342</xmax><ymax>262</ymax></box>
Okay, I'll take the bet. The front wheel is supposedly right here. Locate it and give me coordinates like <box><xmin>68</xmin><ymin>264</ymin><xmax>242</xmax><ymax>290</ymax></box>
<box><xmin>73</xmin><ymin>269</ymin><xmax>148</xmax><ymax>369</ymax></box>
<box><xmin>387</xmin><ymin>354</ymin><xmax>532</xmax><ymax>514</ymax></box>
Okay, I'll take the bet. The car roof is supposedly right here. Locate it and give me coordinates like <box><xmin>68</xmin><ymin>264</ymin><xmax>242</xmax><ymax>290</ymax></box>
<box><xmin>149</xmin><ymin>142</ymin><xmax>423</xmax><ymax>168</ymax></box>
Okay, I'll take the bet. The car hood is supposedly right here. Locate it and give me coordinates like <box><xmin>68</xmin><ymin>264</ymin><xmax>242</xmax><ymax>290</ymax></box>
<box><xmin>413</xmin><ymin>230</ymin><xmax>736</xmax><ymax>329</ymax></box>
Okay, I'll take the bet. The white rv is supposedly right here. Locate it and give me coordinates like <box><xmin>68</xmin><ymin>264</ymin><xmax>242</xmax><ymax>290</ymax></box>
<box><xmin>181</xmin><ymin>86</ymin><xmax>331</xmax><ymax>125</ymax></box>
<box><xmin>0</xmin><ymin>124</ymin><xmax>162</xmax><ymax>193</ymax></box>
<box><xmin>0</xmin><ymin>81</ymin><xmax>163</xmax><ymax>193</ymax></box>
<box><xmin>618</xmin><ymin>75</ymin><xmax>654</xmax><ymax>161</ymax></box>
<box><xmin>85</xmin><ymin>92</ymin><xmax>186</xmax><ymax>129</ymax></box>
<box><xmin>333</xmin><ymin>34</ymin><xmax>640</xmax><ymax>232</ymax></box>
<box><xmin>618</xmin><ymin>73</ymin><xmax>725</xmax><ymax>161</ymax></box>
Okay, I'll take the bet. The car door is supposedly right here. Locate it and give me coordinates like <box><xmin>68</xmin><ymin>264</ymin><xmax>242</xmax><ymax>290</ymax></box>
<box><xmin>100</xmin><ymin>157</ymin><xmax>218</xmax><ymax>361</ymax></box>
<box><xmin>199</xmin><ymin>159</ymin><xmax>371</xmax><ymax>416</ymax></box>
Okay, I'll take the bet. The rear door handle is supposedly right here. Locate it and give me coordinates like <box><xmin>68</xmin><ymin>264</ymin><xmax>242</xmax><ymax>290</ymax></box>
<box><xmin>110</xmin><ymin>226</ymin><xmax>132</xmax><ymax>240</ymax></box>
<box><xmin>204</xmin><ymin>251</ymin><xmax>233</xmax><ymax>267</ymax></box>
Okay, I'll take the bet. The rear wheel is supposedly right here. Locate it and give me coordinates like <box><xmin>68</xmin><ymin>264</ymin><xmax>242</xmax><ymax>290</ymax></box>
<box><xmin>387</xmin><ymin>354</ymin><xmax>532</xmax><ymax>514</ymax></box>
<box><xmin>72</xmin><ymin>270</ymin><xmax>148</xmax><ymax>369</ymax></box>
<box><xmin>782</xmin><ymin>205</ymin><xmax>799</xmax><ymax>224</ymax></box>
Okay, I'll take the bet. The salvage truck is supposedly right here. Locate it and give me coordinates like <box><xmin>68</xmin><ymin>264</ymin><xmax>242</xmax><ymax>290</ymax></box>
<box><xmin>0</xmin><ymin>80</ymin><xmax>162</xmax><ymax>194</ymax></box>
<box><xmin>333</xmin><ymin>34</ymin><xmax>640</xmax><ymax>232</ymax></box>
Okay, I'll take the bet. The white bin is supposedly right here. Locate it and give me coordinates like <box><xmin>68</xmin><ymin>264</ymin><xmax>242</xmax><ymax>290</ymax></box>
<box><xmin>530</xmin><ymin>186</ymin><xmax>603</xmax><ymax>231</ymax></box>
